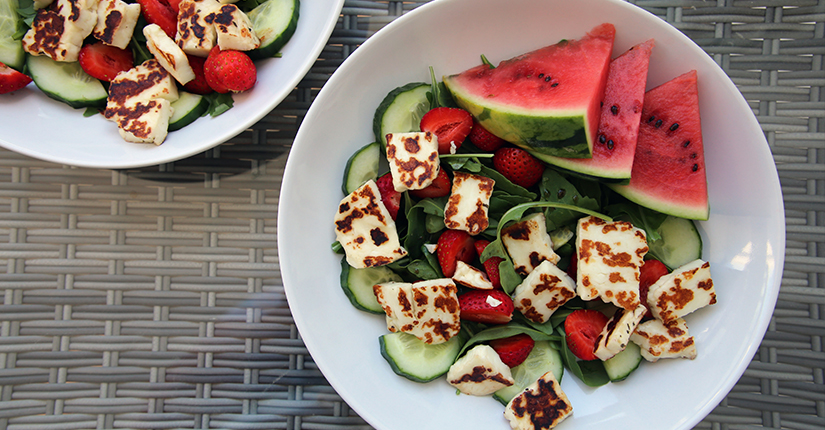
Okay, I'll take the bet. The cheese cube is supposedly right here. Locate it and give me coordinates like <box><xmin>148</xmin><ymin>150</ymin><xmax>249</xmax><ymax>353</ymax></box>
<box><xmin>144</xmin><ymin>24</ymin><xmax>196</xmax><ymax>85</ymax></box>
<box><xmin>443</xmin><ymin>171</ymin><xmax>495</xmax><ymax>236</ymax></box>
<box><xmin>512</xmin><ymin>260</ymin><xmax>576</xmax><ymax>324</ymax></box>
<box><xmin>504</xmin><ymin>371</ymin><xmax>572</xmax><ymax>430</ymax></box>
<box><xmin>113</xmin><ymin>98</ymin><xmax>174</xmax><ymax>145</ymax></box>
<box><xmin>647</xmin><ymin>259</ymin><xmax>716</xmax><ymax>325</ymax></box>
<box><xmin>575</xmin><ymin>216</ymin><xmax>648</xmax><ymax>310</ymax></box>
<box><xmin>22</xmin><ymin>0</ymin><xmax>99</xmax><ymax>62</ymax></box>
<box><xmin>208</xmin><ymin>4</ymin><xmax>261</xmax><ymax>51</ymax></box>
<box><xmin>593</xmin><ymin>305</ymin><xmax>647</xmax><ymax>361</ymax></box>
<box><xmin>94</xmin><ymin>0</ymin><xmax>141</xmax><ymax>49</ymax></box>
<box><xmin>177</xmin><ymin>0</ymin><xmax>222</xmax><ymax>56</ymax></box>
<box><xmin>501</xmin><ymin>212</ymin><xmax>560</xmax><ymax>276</ymax></box>
<box><xmin>447</xmin><ymin>344</ymin><xmax>514</xmax><ymax>396</ymax></box>
<box><xmin>105</xmin><ymin>59</ymin><xmax>179</xmax><ymax>107</ymax></box>
<box><xmin>373</xmin><ymin>279</ymin><xmax>460</xmax><ymax>345</ymax></box>
<box><xmin>629</xmin><ymin>318</ymin><xmax>697</xmax><ymax>362</ymax></box>
<box><xmin>453</xmin><ymin>260</ymin><xmax>494</xmax><ymax>290</ymax></box>
<box><xmin>334</xmin><ymin>180</ymin><xmax>408</xmax><ymax>269</ymax></box>
<box><xmin>385</xmin><ymin>131</ymin><xmax>440</xmax><ymax>192</ymax></box>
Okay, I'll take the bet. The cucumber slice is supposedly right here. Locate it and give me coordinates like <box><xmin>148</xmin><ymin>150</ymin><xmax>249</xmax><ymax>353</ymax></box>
<box><xmin>342</xmin><ymin>141</ymin><xmax>381</xmax><ymax>195</ymax></box>
<box><xmin>493</xmin><ymin>340</ymin><xmax>564</xmax><ymax>405</ymax></box>
<box><xmin>648</xmin><ymin>216</ymin><xmax>703</xmax><ymax>270</ymax></box>
<box><xmin>248</xmin><ymin>0</ymin><xmax>299</xmax><ymax>60</ymax></box>
<box><xmin>379</xmin><ymin>331</ymin><xmax>464</xmax><ymax>383</ymax></box>
<box><xmin>603</xmin><ymin>341</ymin><xmax>642</xmax><ymax>382</ymax></box>
<box><xmin>0</xmin><ymin>0</ymin><xmax>24</xmax><ymax>70</ymax></box>
<box><xmin>340</xmin><ymin>256</ymin><xmax>402</xmax><ymax>314</ymax></box>
<box><xmin>27</xmin><ymin>55</ymin><xmax>107</xmax><ymax>109</ymax></box>
<box><xmin>169</xmin><ymin>91</ymin><xmax>209</xmax><ymax>131</ymax></box>
<box><xmin>372</xmin><ymin>82</ymin><xmax>430</xmax><ymax>149</ymax></box>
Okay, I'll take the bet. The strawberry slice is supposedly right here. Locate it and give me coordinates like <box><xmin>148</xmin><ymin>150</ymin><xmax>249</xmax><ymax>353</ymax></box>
<box><xmin>490</xmin><ymin>333</ymin><xmax>535</xmax><ymax>367</ymax></box>
<box><xmin>459</xmin><ymin>289</ymin><xmax>514</xmax><ymax>324</ymax></box>
<box><xmin>409</xmin><ymin>169</ymin><xmax>451</xmax><ymax>199</ymax></box>
<box><xmin>419</xmin><ymin>107</ymin><xmax>473</xmax><ymax>154</ymax></box>
<box><xmin>473</xmin><ymin>239</ymin><xmax>503</xmax><ymax>289</ymax></box>
<box><xmin>0</xmin><ymin>62</ymin><xmax>32</xmax><ymax>94</ymax></box>
<box><xmin>78</xmin><ymin>42</ymin><xmax>134</xmax><ymax>82</ymax></box>
<box><xmin>375</xmin><ymin>173</ymin><xmax>401</xmax><ymax>220</ymax></box>
<box><xmin>436</xmin><ymin>229</ymin><xmax>476</xmax><ymax>277</ymax></box>
<box><xmin>468</xmin><ymin>120</ymin><xmax>506</xmax><ymax>152</ymax></box>
<box><xmin>639</xmin><ymin>259</ymin><xmax>669</xmax><ymax>318</ymax></box>
<box><xmin>564</xmin><ymin>309</ymin><xmax>609</xmax><ymax>361</ymax></box>
<box><xmin>137</xmin><ymin>0</ymin><xmax>178</xmax><ymax>39</ymax></box>
<box><xmin>492</xmin><ymin>147</ymin><xmax>546</xmax><ymax>188</ymax></box>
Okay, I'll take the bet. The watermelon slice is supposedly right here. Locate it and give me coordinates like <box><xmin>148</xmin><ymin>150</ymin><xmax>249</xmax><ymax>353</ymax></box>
<box><xmin>443</xmin><ymin>23</ymin><xmax>615</xmax><ymax>159</ymax></box>
<box><xmin>536</xmin><ymin>39</ymin><xmax>655</xmax><ymax>182</ymax></box>
<box><xmin>609</xmin><ymin>70</ymin><xmax>709</xmax><ymax>220</ymax></box>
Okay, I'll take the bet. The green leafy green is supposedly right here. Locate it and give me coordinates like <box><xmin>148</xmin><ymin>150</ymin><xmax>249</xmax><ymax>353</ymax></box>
<box><xmin>558</xmin><ymin>326</ymin><xmax>610</xmax><ymax>387</ymax></box>
<box><xmin>605</xmin><ymin>202</ymin><xmax>668</xmax><ymax>242</ymax></box>
<box><xmin>457</xmin><ymin>323</ymin><xmax>560</xmax><ymax>359</ymax></box>
<box><xmin>539</xmin><ymin>169</ymin><xmax>602</xmax><ymax>231</ymax></box>
<box><xmin>480</xmin><ymin>54</ymin><xmax>495</xmax><ymax>69</ymax></box>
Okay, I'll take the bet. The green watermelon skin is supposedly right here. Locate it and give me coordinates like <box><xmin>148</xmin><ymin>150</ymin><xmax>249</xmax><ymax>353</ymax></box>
<box><xmin>536</xmin><ymin>39</ymin><xmax>655</xmax><ymax>181</ymax></box>
<box><xmin>609</xmin><ymin>70</ymin><xmax>709</xmax><ymax>220</ymax></box>
<box><xmin>443</xmin><ymin>23</ymin><xmax>615</xmax><ymax>159</ymax></box>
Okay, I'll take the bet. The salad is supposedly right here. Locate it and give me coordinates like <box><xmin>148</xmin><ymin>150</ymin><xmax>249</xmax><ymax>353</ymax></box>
<box><xmin>331</xmin><ymin>30</ymin><xmax>719</xmax><ymax>430</ymax></box>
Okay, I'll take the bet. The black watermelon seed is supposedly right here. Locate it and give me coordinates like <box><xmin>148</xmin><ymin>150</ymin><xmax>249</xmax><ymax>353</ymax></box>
<box><xmin>599</xmin><ymin>134</ymin><xmax>606</xmax><ymax>143</ymax></box>
<box><xmin>551</xmin><ymin>82</ymin><xmax>558</xmax><ymax>87</ymax></box>
<box><xmin>545</xmin><ymin>76</ymin><xmax>552</xmax><ymax>82</ymax></box>
<box><xmin>683</xmin><ymin>140</ymin><xmax>691</xmax><ymax>148</ymax></box>
<box><xmin>670</xmin><ymin>123</ymin><xmax>679</xmax><ymax>131</ymax></box>
<box><xmin>692</xmin><ymin>164</ymin><xmax>699</xmax><ymax>172</ymax></box>
<box><xmin>538</xmin><ymin>73</ymin><xmax>544</xmax><ymax>78</ymax></box>
<box><xmin>647</xmin><ymin>115</ymin><xmax>656</xmax><ymax>123</ymax></box>
<box><xmin>610</xmin><ymin>105</ymin><xmax>618</xmax><ymax>115</ymax></box>
<box><xmin>607</xmin><ymin>140</ymin><xmax>614</xmax><ymax>150</ymax></box>
<box><xmin>691</xmin><ymin>153</ymin><xmax>697</xmax><ymax>159</ymax></box>
<box><xmin>654</xmin><ymin>119</ymin><xmax>663</xmax><ymax>128</ymax></box>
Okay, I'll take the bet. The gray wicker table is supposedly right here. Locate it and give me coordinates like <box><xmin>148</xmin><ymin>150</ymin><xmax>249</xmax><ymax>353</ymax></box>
<box><xmin>0</xmin><ymin>1</ymin><xmax>822</xmax><ymax>429</ymax></box>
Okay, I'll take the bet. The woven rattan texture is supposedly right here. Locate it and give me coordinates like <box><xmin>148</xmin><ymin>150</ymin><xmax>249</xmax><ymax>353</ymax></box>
<box><xmin>0</xmin><ymin>1</ymin><xmax>822</xmax><ymax>429</ymax></box>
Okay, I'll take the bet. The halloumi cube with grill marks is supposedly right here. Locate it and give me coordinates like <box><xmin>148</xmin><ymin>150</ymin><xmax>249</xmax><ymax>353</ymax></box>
<box><xmin>385</xmin><ymin>131</ymin><xmax>440</xmax><ymax>192</ymax></box>
<box><xmin>504</xmin><ymin>370</ymin><xmax>572</xmax><ymax>430</ymax></box>
<box><xmin>144</xmin><ymin>24</ymin><xmax>196</xmax><ymax>85</ymax></box>
<box><xmin>94</xmin><ymin>0</ymin><xmax>141</xmax><ymax>49</ymax></box>
<box><xmin>447</xmin><ymin>344</ymin><xmax>514</xmax><ymax>396</ymax></box>
<box><xmin>594</xmin><ymin>304</ymin><xmax>647</xmax><ymax>360</ymax></box>
<box><xmin>501</xmin><ymin>212</ymin><xmax>560</xmax><ymax>276</ymax></box>
<box><xmin>443</xmin><ymin>171</ymin><xmax>495</xmax><ymax>236</ymax></box>
<box><xmin>373</xmin><ymin>279</ymin><xmax>460</xmax><ymax>345</ymax></box>
<box><xmin>177</xmin><ymin>0</ymin><xmax>222</xmax><ymax>56</ymax></box>
<box><xmin>629</xmin><ymin>317</ymin><xmax>697</xmax><ymax>362</ymax></box>
<box><xmin>576</xmin><ymin>216</ymin><xmax>648</xmax><ymax>310</ymax></box>
<box><xmin>22</xmin><ymin>0</ymin><xmax>99</xmax><ymax>62</ymax></box>
<box><xmin>207</xmin><ymin>4</ymin><xmax>261</xmax><ymax>51</ymax></box>
<box><xmin>647</xmin><ymin>259</ymin><xmax>716</xmax><ymax>325</ymax></box>
<box><xmin>334</xmin><ymin>180</ymin><xmax>407</xmax><ymax>268</ymax></box>
<box><xmin>513</xmin><ymin>260</ymin><xmax>576</xmax><ymax>324</ymax></box>
<box><xmin>453</xmin><ymin>261</ymin><xmax>494</xmax><ymax>290</ymax></box>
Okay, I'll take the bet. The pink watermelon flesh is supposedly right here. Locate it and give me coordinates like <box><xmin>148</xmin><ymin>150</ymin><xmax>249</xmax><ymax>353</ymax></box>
<box><xmin>609</xmin><ymin>70</ymin><xmax>709</xmax><ymax>220</ymax></box>
<box><xmin>534</xmin><ymin>39</ymin><xmax>654</xmax><ymax>181</ymax></box>
<box><xmin>443</xmin><ymin>23</ymin><xmax>615</xmax><ymax>158</ymax></box>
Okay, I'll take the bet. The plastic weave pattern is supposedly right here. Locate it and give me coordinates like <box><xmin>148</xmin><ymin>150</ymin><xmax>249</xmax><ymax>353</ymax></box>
<box><xmin>0</xmin><ymin>1</ymin><xmax>822</xmax><ymax>429</ymax></box>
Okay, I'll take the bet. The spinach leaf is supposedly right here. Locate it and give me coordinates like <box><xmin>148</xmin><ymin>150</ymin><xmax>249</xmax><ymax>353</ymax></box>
<box><xmin>558</xmin><ymin>326</ymin><xmax>610</xmax><ymax>387</ymax></box>
<box><xmin>457</xmin><ymin>323</ymin><xmax>561</xmax><ymax>358</ymax></box>
<box><xmin>539</xmin><ymin>169</ymin><xmax>601</xmax><ymax>231</ymax></box>
<box><xmin>605</xmin><ymin>202</ymin><xmax>668</xmax><ymax>242</ymax></box>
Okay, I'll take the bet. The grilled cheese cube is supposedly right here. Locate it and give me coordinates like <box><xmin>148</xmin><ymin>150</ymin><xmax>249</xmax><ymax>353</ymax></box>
<box><xmin>504</xmin><ymin>371</ymin><xmax>572</xmax><ymax>430</ymax></box>
<box><xmin>373</xmin><ymin>279</ymin><xmax>460</xmax><ymax>345</ymax></box>
<box><xmin>594</xmin><ymin>305</ymin><xmax>647</xmax><ymax>361</ymax></box>
<box><xmin>93</xmin><ymin>0</ymin><xmax>141</xmax><ymax>49</ymax></box>
<box><xmin>105</xmin><ymin>59</ymin><xmax>179</xmax><ymax>107</ymax></box>
<box><xmin>208</xmin><ymin>4</ymin><xmax>261</xmax><ymax>51</ymax></box>
<box><xmin>113</xmin><ymin>98</ymin><xmax>174</xmax><ymax>145</ymax></box>
<box><xmin>144</xmin><ymin>24</ymin><xmax>196</xmax><ymax>85</ymax></box>
<box><xmin>453</xmin><ymin>261</ymin><xmax>494</xmax><ymax>290</ymax></box>
<box><xmin>502</xmin><ymin>212</ymin><xmax>560</xmax><ymax>276</ymax></box>
<box><xmin>576</xmin><ymin>216</ymin><xmax>648</xmax><ymax>310</ymax></box>
<box><xmin>177</xmin><ymin>0</ymin><xmax>222</xmax><ymax>56</ymax></box>
<box><xmin>629</xmin><ymin>317</ymin><xmax>696</xmax><ymax>362</ymax></box>
<box><xmin>22</xmin><ymin>0</ymin><xmax>99</xmax><ymax>62</ymax></box>
<box><xmin>447</xmin><ymin>344</ymin><xmax>514</xmax><ymax>396</ymax></box>
<box><xmin>444</xmin><ymin>171</ymin><xmax>495</xmax><ymax>236</ymax></box>
<box><xmin>512</xmin><ymin>260</ymin><xmax>576</xmax><ymax>324</ymax></box>
<box><xmin>385</xmin><ymin>131</ymin><xmax>440</xmax><ymax>192</ymax></box>
<box><xmin>647</xmin><ymin>259</ymin><xmax>716</xmax><ymax>325</ymax></box>
<box><xmin>334</xmin><ymin>180</ymin><xmax>407</xmax><ymax>269</ymax></box>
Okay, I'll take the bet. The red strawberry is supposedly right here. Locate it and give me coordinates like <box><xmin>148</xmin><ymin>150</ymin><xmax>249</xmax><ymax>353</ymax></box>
<box><xmin>490</xmin><ymin>333</ymin><xmax>535</xmax><ymax>367</ymax></box>
<box><xmin>78</xmin><ymin>42</ymin><xmax>134</xmax><ymax>82</ymax></box>
<box><xmin>0</xmin><ymin>62</ymin><xmax>32</xmax><ymax>94</ymax></box>
<box><xmin>137</xmin><ymin>0</ymin><xmax>178</xmax><ymax>39</ymax></box>
<box><xmin>639</xmin><ymin>259</ymin><xmax>669</xmax><ymax>318</ymax></box>
<box><xmin>409</xmin><ymin>168</ymin><xmax>451</xmax><ymax>199</ymax></box>
<box><xmin>564</xmin><ymin>309</ymin><xmax>609</xmax><ymax>361</ymax></box>
<box><xmin>492</xmin><ymin>147</ymin><xmax>545</xmax><ymax>188</ymax></box>
<box><xmin>419</xmin><ymin>107</ymin><xmax>473</xmax><ymax>154</ymax></box>
<box><xmin>436</xmin><ymin>229</ymin><xmax>476</xmax><ymax>277</ymax></box>
<box><xmin>459</xmin><ymin>289</ymin><xmax>514</xmax><ymax>324</ymax></box>
<box><xmin>565</xmin><ymin>252</ymin><xmax>577</xmax><ymax>279</ymax></box>
<box><xmin>375</xmin><ymin>173</ymin><xmax>401</xmax><ymax>220</ymax></box>
<box><xmin>468</xmin><ymin>120</ymin><xmax>506</xmax><ymax>152</ymax></box>
<box><xmin>183</xmin><ymin>54</ymin><xmax>213</xmax><ymax>95</ymax></box>
<box><xmin>473</xmin><ymin>239</ymin><xmax>502</xmax><ymax>289</ymax></box>
<box><xmin>203</xmin><ymin>47</ymin><xmax>257</xmax><ymax>93</ymax></box>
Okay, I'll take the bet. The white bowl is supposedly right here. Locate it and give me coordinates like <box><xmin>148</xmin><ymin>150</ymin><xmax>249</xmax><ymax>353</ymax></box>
<box><xmin>278</xmin><ymin>1</ymin><xmax>785</xmax><ymax>429</ymax></box>
<box><xmin>0</xmin><ymin>0</ymin><xmax>344</xmax><ymax>169</ymax></box>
